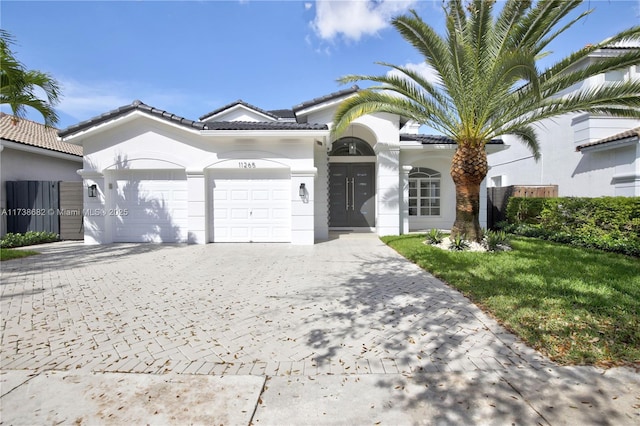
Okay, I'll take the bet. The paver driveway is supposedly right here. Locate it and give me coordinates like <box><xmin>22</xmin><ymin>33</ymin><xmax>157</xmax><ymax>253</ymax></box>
<box><xmin>1</xmin><ymin>233</ymin><xmax>549</xmax><ymax>377</ymax></box>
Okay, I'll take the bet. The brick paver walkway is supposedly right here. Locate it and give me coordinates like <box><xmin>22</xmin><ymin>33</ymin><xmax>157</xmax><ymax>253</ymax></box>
<box><xmin>1</xmin><ymin>234</ymin><xmax>551</xmax><ymax>377</ymax></box>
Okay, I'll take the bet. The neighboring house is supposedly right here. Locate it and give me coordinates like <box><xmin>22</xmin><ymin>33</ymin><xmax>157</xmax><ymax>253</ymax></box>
<box><xmin>488</xmin><ymin>39</ymin><xmax>640</xmax><ymax>197</ymax></box>
<box><xmin>0</xmin><ymin>113</ymin><xmax>83</xmax><ymax>237</ymax></box>
<box><xmin>58</xmin><ymin>88</ymin><xmax>505</xmax><ymax>245</ymax></box>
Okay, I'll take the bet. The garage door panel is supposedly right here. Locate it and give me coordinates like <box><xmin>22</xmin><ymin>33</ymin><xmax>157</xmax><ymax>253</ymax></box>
<box><xmin>272</xmin><ymin>208</ymin><xmax>289</xmax><ymax>220</ymax></box>
<box><xmin>231</xmin><ymin>208</ymin><xmax>250</xmax><ymax>219</ymax></box>
<box><xmin>251</xmin><ymin>208</ymin><xmax>269</xmax><ymax>220</ymax></box>
<box><xmin>231</xmin><ymin>190</ymin><xmax>249</xmax><ymax>200</ymax></box>
<box><xmin>211</xmin><ymin>172</ymin><xmax>291</xmax><ymax>243</ymax></box>
<box><xmin>213</xmin><ymin>208</ymin><xmax>228</xmax><ymax>219</ymax></box>
<box><xmin>230</xmin><ymin>228</ymin><xmax>249</xmax><ymax>238</ymax></box>
<box><xmin>214</xmin><ymin>191</ymin><xmax>228</xmax><ymax>201</ymax></box>
<box><xmin>272</xmin><ymin>227</ymin><xmax>290</xmax><ymax>239</ymax></box>
<box><xmin>252</xmin><ymin>190</ymin><xmax>269</xmax><ymax>200</ymax></box>
<box><xmin>273</xmin><ymin>190</ymin><xmax>289</xmax><ymax>200</ymax></box>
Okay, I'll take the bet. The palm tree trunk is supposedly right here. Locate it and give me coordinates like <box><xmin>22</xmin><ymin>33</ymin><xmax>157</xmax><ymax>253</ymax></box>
<box><xmin>450</xmin><ymin>143</ymin><xmax>488</xmax><ymax>242</ymax></box>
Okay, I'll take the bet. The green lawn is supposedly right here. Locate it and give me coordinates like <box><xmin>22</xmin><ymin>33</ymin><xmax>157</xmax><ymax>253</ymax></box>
<box><xmin>0</xmin><ymin>248</ymin><xmax>39</xmax><ymax>261</ymax></box>
<box><xmin>382</xmin><ymin>234</ymin><xmax>640</xmax><ymax>367</ymax></box>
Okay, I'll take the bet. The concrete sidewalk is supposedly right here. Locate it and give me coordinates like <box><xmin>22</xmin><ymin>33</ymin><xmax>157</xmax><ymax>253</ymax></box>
<box><xmin>1</xmin><ymin>234</ymin><xmax>639</xmax><ymax>424</ymax></box>
<box><xmin>1</xmin><ymin>365</ymin><xmax>638</xmax><ymax>425</ymax></box>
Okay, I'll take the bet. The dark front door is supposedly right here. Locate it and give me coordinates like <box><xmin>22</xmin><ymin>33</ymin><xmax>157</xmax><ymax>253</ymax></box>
<box><xmin>329</xmin><ymin>163</ymin><xmax>375</xmax><ymax>227</ymax></box>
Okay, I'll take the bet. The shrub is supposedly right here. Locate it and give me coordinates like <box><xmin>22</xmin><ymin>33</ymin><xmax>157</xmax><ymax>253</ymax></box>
<box><xmin>448</xmin><ymin>235</ymin><xmax>470</xmax><ymax>251</ymax></box>
<box><xmin>506</xmin><ymin>198</ymin><xmax>546</xmax><ymax>224</ymax></box>
<box><xmin>505</xmin><ymin>196</ymin><xmax>639</xmax><ymax>256</ymax></box>
<box><xmin>0</xmin><ymin>231</ymin><xmax>59</xmax><ymax>248</ymax></box>
<box><xmin>483</xmin><ymin>230</ymin><xmax>511</xmax><ymax>252</ymax></box>
<box><xmin>425</xmin><ymin>228</ymin><xmax>444</xmax><ymax>244</ymax></box>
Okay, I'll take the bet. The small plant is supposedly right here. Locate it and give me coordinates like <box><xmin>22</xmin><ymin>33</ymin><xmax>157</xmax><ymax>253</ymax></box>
<box><xmin>448</xmin><ymin>234</ymin><xmax>470</xmax><ymax>251</ymax></box>
<box><xmin>425</xmin><ymin>228</ymin><xmax>444</xmax><ymax>245</ymax></box>
<box><xmin>483</xmin><ymin>230</ymin><xmax>511</xmax><ymax>252</ymax></box>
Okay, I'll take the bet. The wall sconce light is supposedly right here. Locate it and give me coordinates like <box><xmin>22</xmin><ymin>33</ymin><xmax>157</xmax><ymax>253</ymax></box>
<box><xmin>299</xmin><ymin>183</ymin><xmax>306</xmax><ymax>198</ymax></box>
<box><xmin>88</xmin><ymin>184</ymin><xmax>98</xmax><ymax>198</ymax></box>
<box><xmin>348</xmin><ymin>141</ymin><xmax>357</xmax><ymax>155</ymax></box>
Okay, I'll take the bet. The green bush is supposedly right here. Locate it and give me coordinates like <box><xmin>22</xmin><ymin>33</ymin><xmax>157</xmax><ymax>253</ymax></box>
<box><xmin>506</xmin><ymin>198</ymin><xmax>546</xmax><ymax>224</ymax></box>
<box><xmin>505</xmin><ymin>197</ymin><xmax>640</xmax><ymax>257</ymax></box>
<box><xmin>0</xmin><ymin>231</ymin><xmax>59</xmax><ymax>248</ymax></box>
<box><xmin>425</xmin><ymin>228</ymin><xmax>444</xmax><ymax>244</ymax></box>
<box><xmin>483</xmin><ymin>230</ymin><xmax>511</xmax><ymax>252</ymax></box>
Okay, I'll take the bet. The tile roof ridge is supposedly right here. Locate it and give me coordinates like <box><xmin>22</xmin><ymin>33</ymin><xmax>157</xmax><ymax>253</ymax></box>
<box><xmin>292</xmin><ymin>85</ymin><xmax>360</xmax><ymax>113</ymax></box>
<box><xmin>199</xmin><ymin>99</ymin><xmax>279</xmax><ymax>121</ymax></box>
<box><xmin>0</xmin><ymin>111</ymin><xmax>60</xmax><ymax>129</ymax></box>
<box><xmin>58</xmin><ymin>100</ymin><xmax>207</xmax><ymax>138</ymax></box>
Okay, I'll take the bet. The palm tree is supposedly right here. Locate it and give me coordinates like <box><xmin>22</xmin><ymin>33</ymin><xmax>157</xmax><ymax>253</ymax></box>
<box><xmin>332</xmin><ymin>0</ymin><xmax>640</xmax><ymax>241</ymax></box>
<box><xmin>0</xmin><ymin>29</ymin><xmax>60</xmax><ymax>126</ymax></box>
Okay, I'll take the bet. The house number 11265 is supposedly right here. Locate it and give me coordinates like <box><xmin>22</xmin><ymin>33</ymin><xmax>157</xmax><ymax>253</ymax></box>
<box><xmin>238</xmin><ymin>161</ymin><xmax>256</xmax><ymax>168</ymax></box>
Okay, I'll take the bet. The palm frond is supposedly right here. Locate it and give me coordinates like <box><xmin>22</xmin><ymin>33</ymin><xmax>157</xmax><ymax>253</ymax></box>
<box><xmin>332</xmin><ymin>90</ymin><xmax>454</xmax><ymax>139</ymax></box>
<box><xmin>509</xmin><ymin>125</ymin><xmax>541</xmax><ymax>160</ymax></box>
<box><xmin>0</xmin><ymin>30</ymin><xmax>60</xmax><ymax>126</ymax></box>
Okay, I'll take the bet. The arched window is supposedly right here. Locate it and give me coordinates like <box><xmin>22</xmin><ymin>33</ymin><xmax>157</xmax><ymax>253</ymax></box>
<box><xmin>329</xmin><ymin>137</ymin><xmax>375</xmax><ymax>156</ymax></box>
<box><xmin>409</xmin><ymin>167</ymin><xmax>441</xmax><ymax>216</ymax></box>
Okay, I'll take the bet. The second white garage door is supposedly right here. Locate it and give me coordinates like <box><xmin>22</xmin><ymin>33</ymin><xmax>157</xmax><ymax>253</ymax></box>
<box><xmin>210</xmin><ymin>170</ymin><xmax>291</xmax><ymax>242</ymax></box>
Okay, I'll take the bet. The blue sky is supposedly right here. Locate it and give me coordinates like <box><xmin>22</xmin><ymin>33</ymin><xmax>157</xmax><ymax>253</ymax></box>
<box><xmin>2</xmin><ymin>0</ymin><xmax>639</xmax><ymax>130</ymax></box>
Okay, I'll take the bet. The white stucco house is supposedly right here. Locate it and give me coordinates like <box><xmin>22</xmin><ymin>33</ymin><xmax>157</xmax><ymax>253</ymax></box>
<box><xmin>487</xmin><ymin>39</ymin><xmax>640</xmax><ymax>197</ymax></box>
<box><xmin>0</xmin><ymin>113</ymin><xmax>83</xmax><ymax>237</ymax></box>
<box><xmin>58</xmin><ymin>86</ymin><xmax>505</xmax><ymax>245</ymax></box>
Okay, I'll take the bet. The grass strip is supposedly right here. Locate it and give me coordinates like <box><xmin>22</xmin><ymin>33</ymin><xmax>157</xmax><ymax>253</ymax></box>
<box><xmin>0</xmin><ymin>248</ymin><xmax>39</xmax><ymax>261</ymax></box>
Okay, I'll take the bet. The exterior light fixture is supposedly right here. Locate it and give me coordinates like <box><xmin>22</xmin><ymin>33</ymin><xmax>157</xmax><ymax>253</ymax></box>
<box><xmin>348</xmin><ymin>141</ymin><xmax>357</xmax><ymax>155</ymax></box>
<box><xmin>299</xmin><ymin>183</ymin><xmax>306</xmax><ymax>198</ymax></box>
<box><xmin>88</xmin><ymin>184</ymin><xmax>98</xmax><ymax>198</ymax></box>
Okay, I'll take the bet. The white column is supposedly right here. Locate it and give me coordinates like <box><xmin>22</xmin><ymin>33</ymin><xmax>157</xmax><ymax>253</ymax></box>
<box><xmin>313</xmin><ymin>143</ymin><xmax>329</xmax><ymax>241</ymax></box>
<box><xmin>291</xmin><ymin>167</ymin><xmax>317</xmax><ymax>245</ymax></box>
<box><xmin>77</xmin><ymin>169</ymin><xmax>106</xmax><ymax>244</ymax></box>
<box><xmin>0</xmin><ymin>144</ymin><xmax>5</xmax><ymax>237</ymax></box>
<box><xmin>186</xmin><ymin>170</ymin><xmax>206</xmax><ymax>244</ymax></box>
<box><xmin>375</xmin><ymin>142</ymin><xmax>401</xmax><ymax>237</ymax></box>
<box><xmin>401</xmin><ymin>165</ymin><xmax>413</xmax><ymax>234</ymax></box>
<box><xmin>480</xmin><ymin>178</ymin><xmax>488</xmax><ymax>229</ymax></box>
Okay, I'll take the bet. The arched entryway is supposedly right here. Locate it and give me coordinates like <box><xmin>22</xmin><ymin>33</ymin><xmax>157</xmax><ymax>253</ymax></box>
<box><xmin>328</xmin><ymin>137</ymin><xmax>376</xmax><ymax>228</ymax></box>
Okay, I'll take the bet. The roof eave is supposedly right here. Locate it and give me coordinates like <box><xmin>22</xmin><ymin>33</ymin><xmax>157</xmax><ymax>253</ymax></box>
<box><xmin>577</xmin><ymin>135</ymin><xmax>639</xmax><ymax>153</ymax></box>
<box><xmin>59</xmin><ymin>110</ymin><xmax>204</xmax><ymax>143</ymax></box>
<box><xmin>1</xmin><ymin>139</ymin><xmax>83</xmax><ymax>162</ymax></box>
<box><xmin>201</xmin><ymin>129</ymin><xmax>330</xmax><ymax>138</ymax></box>
<box><xmin>292</xmin><ymin>85</ymin><xmax>360</xmax><ymax>116</ymax></box>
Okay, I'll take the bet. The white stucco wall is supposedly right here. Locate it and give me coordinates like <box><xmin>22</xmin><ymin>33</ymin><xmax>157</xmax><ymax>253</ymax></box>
<box><xmin>488</xmin><ymin>59</ymin><xmax>640</xmax><ymax>197</ymax></box>
<box><xmin>72</xmin><ymin>114</ymin><xmax>322</xmax><ymax>245</ymax></box>
<box><xmin>0</xmin><ymin>144</ymin><xmax>82</xmax><ymax>236</ymax></box>
<box><xmin>401</xmin><ymin>150</ymin><xmax>457</xmax><ymax>231</ymax></box>
<box><xmin>488</xmin><ymin>114</ymin><xmax>640</xmax><ymax>196</ymax></box>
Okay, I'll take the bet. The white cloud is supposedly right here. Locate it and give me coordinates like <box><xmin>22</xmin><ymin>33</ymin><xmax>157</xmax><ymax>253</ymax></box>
<box><xmin>305</xmin><ymin>2</ymin><xmax>313</xmax><ymax>11</ymax></box>
<box><xmin>57</xmin><ymin>79</ymin><xmax>132</xmax><ymax>121</ymax></box>
<box><xmin>311</xmin><ymin>0</ymin><xmax>416</xmax><ymax>42</ymax></box>
<box><xmin>57</xmin><ymin>78</ymin><xmax>200</xmax><ymax>123</ymax></box>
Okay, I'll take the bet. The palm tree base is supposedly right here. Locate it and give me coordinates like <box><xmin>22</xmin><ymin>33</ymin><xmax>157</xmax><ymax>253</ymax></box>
<box><xmin>451</xmin><ymin>214</ymin><xmax>483</xmax><ymax>242</ymax></box>
<box><xmin>450</xmin><ymin>144</ymin><xmax>488</xmax><ymax>242</ymax></box>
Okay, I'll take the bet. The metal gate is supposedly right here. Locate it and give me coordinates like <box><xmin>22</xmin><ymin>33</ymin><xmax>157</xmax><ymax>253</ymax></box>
<box><xmin>5</xmin><ymin>180</ymin><xmax>83</xmax><ymax>239</ymax></box>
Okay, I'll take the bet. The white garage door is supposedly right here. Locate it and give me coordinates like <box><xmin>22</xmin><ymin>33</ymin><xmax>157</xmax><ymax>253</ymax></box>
<box><xmin>112</xmin><ymin>170</ymin><xmax>188</xmax><ymax>243</ymax></box>
<box><xmin>211</xmin><ymin>170</ymin><xmax>291</xmax><ymax>242</ymax></box>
